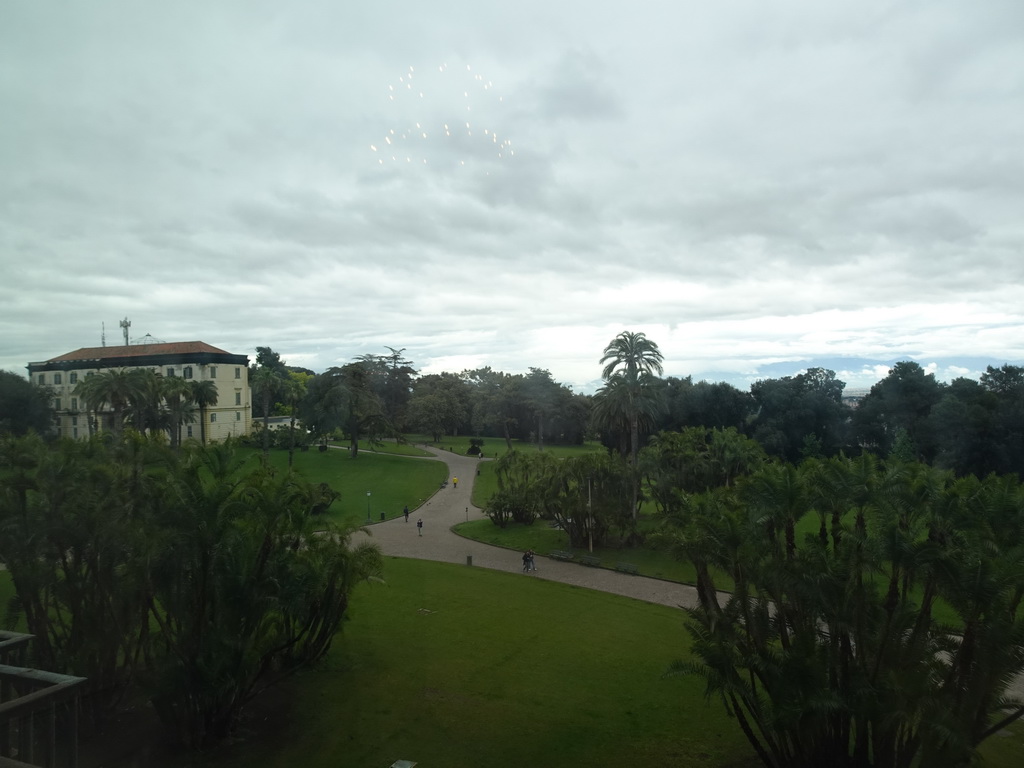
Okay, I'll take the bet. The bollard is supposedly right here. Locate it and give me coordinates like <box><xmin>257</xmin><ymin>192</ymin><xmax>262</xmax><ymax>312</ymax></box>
<box><xmin>380</xmin><ymin>512</ymin><xmax>385</xmax><ymax>521</ymax></box>
<box><xmin>466</xmin><ymin>555</ymin><xmax>473</xmax><ymax>567</ymax></box>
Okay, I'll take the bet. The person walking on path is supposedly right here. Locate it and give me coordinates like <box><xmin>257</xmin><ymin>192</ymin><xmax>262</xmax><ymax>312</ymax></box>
<box><xmin>453</xmin><ymin>476</ymin><xmax>458</xmax><ymax>489</ymax></box>
<box><xmin>404</xmin><ymin>505</ymin><xmax>410</xmax><ymax>522</ymax></box>
<box><xmin>521</xmin><ymin>550</ymin><xmax>537</xmax><ymax>573</ymax></box>
<box><xmin>417</xmin><ymin>518</ymin><xmax>423</xmax><ymax>536</ymax></box>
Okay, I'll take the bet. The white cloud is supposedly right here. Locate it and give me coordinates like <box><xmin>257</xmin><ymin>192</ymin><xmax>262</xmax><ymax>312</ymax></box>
<box><xmin>2</xmin><ymin>1</ymin><xmax>1023</xmax><ymax>394</ymax></box>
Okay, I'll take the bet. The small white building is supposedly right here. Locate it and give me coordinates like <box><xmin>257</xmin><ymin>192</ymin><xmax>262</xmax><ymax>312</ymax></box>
<box><xmin>27</xmin><ymin>341</ymin><xmax>252</xmax><ymax>443</ymax></box>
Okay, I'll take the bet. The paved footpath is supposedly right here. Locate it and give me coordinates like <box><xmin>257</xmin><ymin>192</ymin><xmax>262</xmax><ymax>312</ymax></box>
<box><xmin>353</xmin><ymin>446</ymin><xmax>700</xmax><ymax>611</ymax></box>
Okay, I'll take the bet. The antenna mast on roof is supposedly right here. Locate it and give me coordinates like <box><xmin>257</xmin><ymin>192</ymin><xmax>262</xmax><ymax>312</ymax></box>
<box><xmin>120</xmin><ymin>317</ymin><xmax>131</xmax><ymax>346</ymax></box>
<box><xmin>102</xmin><ymin>322</ymin><xmax>106</xmax><ymax>347</ymax></box>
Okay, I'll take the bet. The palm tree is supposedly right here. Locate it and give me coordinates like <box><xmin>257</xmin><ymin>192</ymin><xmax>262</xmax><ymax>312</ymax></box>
<box><xmin>598</xmin><ymin>331</ymin><xmax>665</xmax><ymax>524</ymax></box>
<box><xmin>599</xmin><ymin>331</ymin><xmax>665</xmax><ymax>467</ymax></box>
<box><xmin>73</xmin><ymin>368</ymin><xmax>146</xmax><ymax>437</ymax></box>
<box><xmin>592</xmin><ymin>373</ymin><xmax>662</xmax><ymax>461</ymax></box>
<box><xmin>280</xmin><ymin>375</ymin><xmax>307</xmax><ymax>468</ymax></box>
<box><xmin>124</xmin><ymin>368</ymin><xmax>166</xmax><ymax>435</ymax></box>
<box><xmin>600</xmin><ymin>330</ymin><xmax>665</xmax><ymax>381</ymax></box>
<box><xmin>251</xmin><ymin>367</ymin><xmax>284</xmax><ymax>456</ymax></box>
<box><xmin>161</xmin><ymin>375</ymin><xmax>195</xmax><ymax>452</ymax></box>
<box><xmin>190</xmin><ymin>380</ymin><xmax>219</xmax><ymax>445</ymax></box>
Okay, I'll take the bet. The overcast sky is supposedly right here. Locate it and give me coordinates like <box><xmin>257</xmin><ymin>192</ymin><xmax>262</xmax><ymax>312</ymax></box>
<box><xmin>2</xmin><ymin>1</ymin><xmax>1022</xmax><ymax>393</ymax></box>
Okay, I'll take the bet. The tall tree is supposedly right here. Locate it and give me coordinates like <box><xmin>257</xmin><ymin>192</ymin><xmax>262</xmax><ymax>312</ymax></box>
<box><xmin>749</xmin><ymin>368</ymin><xmax>850</xmax><ymax>461</ymax></box>
<box><xmin>74</xmin><ymin>368</ymin><xmax>147</xmax><ymax>438</ymax></box>
<box><xmin>280</xmin><ymin>373</ymin><xmax>308</xmax><ymax>468</ymax></box>
<box><xmin>189</xmin><ymin>379</ymin><xmax>219</xmax><ymax>446</ymax></box>
<box><xmin>250</xmin><ymin>347</ymin><xmax>288</xmax><ymax>419</ymax></box>
<box><xmin>124</xmin><ymin>368</ymin><xmax>166</xmax><ymax>435</ymax></box>
<box><xmin>599</xmin><ymin>330</ymin><xmax>666</xmax><ymax>469</ymax></box>
<box><xmin>927</xmin><ymin>377</ymin><xmax>997</xmax><ymax>477</ymax></box>
<box><xmin>381</xmin><ymin>347</ymin><xmax>417</xmax><ymax>428</ymax></box>
<box><xmin>250</xmin><ymin>366</ymin><xmax>285</xmax><ymax>456</ymax></box>
<box><xmin>0</xmin><ymin>371</ymin><xmax>54</xmax><ymax>436</ymax></box>
<box><xmin>595</xmin><ymin>330</ymin><xmax>665</xmax><ymax>523</ymax></box>
<box><xmin>853</xmin><ymin>361</ymin><xmax>945</xmax><ymax>460</ymax></box>
<box><xmin>980</xmin><ymin>364</ymin><xmax>1024</xmax><ymax>477</ymax></box>
<box><xmin>522</xmin><ymin>368</ymin><xmax>561</xmax><ymax>450</ymax></box>
<box><xmin>160</xmin><ymin>375</ymin><xmax>195</xmax><ymax>453</ymax></box>
<box><xmin>600</xmin><ymin>330</ymin><xmax>666</xmax><ymax>382</ymax></box>
<box><xmin>465</xmin><ymin>368</ymin><xmax>523</xmax><ymax>451</ymax></box>
<box><xmin>408</xmin><ymin>373</ymin><xmax>469</xmax><ymax>443</ymax></box>
<box><xmin>659</xmin><ymin>376</ymin><xmax>753</xmax><ymax>433</ymax></box>
<box><xmin>301</xmin><ymin>364</ymin><xmax>387</xmax><ymax>457</ymax></box>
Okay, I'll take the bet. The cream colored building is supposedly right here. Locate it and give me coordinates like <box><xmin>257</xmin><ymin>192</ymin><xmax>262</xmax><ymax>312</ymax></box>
<box><xmin>27</xmin><ymin>341</ymin><xmax>252</xmax><ymax>443</ymax></box>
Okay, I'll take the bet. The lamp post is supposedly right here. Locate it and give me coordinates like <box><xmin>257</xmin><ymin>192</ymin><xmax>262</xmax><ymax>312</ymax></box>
<box><xmin>366</xmin><ymin>491</ymin><xmax>371</xmax><ymax>523</ymax></box>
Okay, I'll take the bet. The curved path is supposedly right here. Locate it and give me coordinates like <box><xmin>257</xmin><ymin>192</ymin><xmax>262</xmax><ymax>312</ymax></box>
<box><xmin>354</xmin><ymin>446</ymin><xmax>1024</xmax><ymax>702</ymax></box>
<box><xmin>354</xmin><ymin>446</ymin><xmax>700</xmax><ymax>611</ymax></box>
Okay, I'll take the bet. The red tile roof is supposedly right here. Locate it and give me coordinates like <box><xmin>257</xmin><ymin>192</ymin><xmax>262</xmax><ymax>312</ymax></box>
<box><xmin>47</xmin><ymin>341</ymin><xmax>233</xmax><ymax>363</ymax></box>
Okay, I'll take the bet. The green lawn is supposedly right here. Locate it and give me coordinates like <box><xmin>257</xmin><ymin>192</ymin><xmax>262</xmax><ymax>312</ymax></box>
<box><xmin>4</xmin><ymin>552</ymin><xmax>1021</xmax><ymax>768</ymax></box>
<box><xmin>248</xmin><ymin>447</ymin><xmax>448</xmax><ymax>527</ymax></box>
<box><xmin>471</xmin><ymin>458</ymin><xmax>498</xmax><ymax>508</ymax></box>
<box><xmin>402</xmin><ymin>434</ymin><xmax>605</xmax><ymax>460</ymax></box>
<box><xmin>190</xmin><ymin>557</ymin><xmax>757</xmax><ymax>768</ymax></box>
<box><xmin>327</xmin><ymin>439</ymin><xmax>436</xmax><ymax>458</ymax></box>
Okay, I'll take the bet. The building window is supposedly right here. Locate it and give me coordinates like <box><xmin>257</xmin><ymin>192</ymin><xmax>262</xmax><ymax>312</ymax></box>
<box><xmin>210</xmin><ymin>413</ymin><xmax>217</xmax><ymax>423</ymax></box>
<box><xmin>183</xmin><ymin>366</ymin><xmax>193</xmax><ymax>380</ymax></box>
<box><xmin>86</xmin><ymin>372</ymin><xmax>94</xmax><ymax>378</ymax></box>
<box><xmin>53</xmin><ymin>399</ymin><xmax>61</xmax><ymax>410</ymax></box>
<box><xmin>71</xmin><ymin>398</ymin><xmax>78</xmax><ymax>411</ymax></box>
<box><xmin>236</xmin><ymin>411</ymin><xmax>241</xmax><ymax>421</ymax></box>
<box><xmin>69</xmin><ymin>372</ymin><xmax>78</xmax><ymax>384</ymax></box>
<box><xmin>38</xmin><ymin>374</ymin><xmax>45</xmax><ymax>384</ymax></box>
<box><xmin>73</xmin><ymin>427</ymin><xmax>78</xmax><ymax>439</ymax></box>
<box><xmin>235</xmin><ymin>392</ymin><xmax>241</xmax><ymax>406</ymax></box>
<box><xmin>187</xmin><ymin>426</ymin><xmax>193</xmax><ymax>438</ymax></box>
<box><xmin>72</xmin><ymin>416</ymin><xmax>78</xmax><ymax>426</ymax></box>
<box><xmin>209</xmin><ymin>366</ymin><xmax>217</xmax><ymax>378</ymax></box>
<box><xmin>235</xmin><ymin>367</ymin><xmax>241</xmax><ymax>379</ymax></box>
<box><xmin>54</xmin><ymin>373</ymin><xmax>62</xmax><ymax>385</ymax></box>
<box><xmin>167</xmin><ymin>368</ymin><xmax>175</xmax><ymax>377</ymax></box>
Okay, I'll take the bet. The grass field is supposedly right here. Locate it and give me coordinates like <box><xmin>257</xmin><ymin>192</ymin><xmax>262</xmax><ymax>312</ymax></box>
<box><xmin>249</xmin><ymin>447</ymin><xmax>448</xmax><ymax>527</ymax></box>
<box><xmin>189</xmin><ymin>557</ymin><xmax>758</xmax><ymax>768</ymax></box>
<box><xmin>402</xmin><ymin>434</ymin><xmax>605</xmax><ymax>460</ymax></box>
<box><xmin>184</xmin><ymin>558</ymin><xmax>1024</xmax><ymax>768</ymax></box>
<box><xmin>4</xmin><ymin>555</ymin><xmax>1022</xmax><ymax>767</ymax></box>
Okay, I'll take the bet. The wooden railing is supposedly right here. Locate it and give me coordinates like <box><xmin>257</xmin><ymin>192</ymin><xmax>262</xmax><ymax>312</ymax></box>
<box><xmin>0</xmin><ymin>633</ymin><xmax>85</xmax><ymax>768</ymax></box>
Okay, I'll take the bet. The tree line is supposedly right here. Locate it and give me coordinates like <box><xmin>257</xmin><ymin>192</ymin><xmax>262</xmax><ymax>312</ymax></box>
<box><xmin>244</xmin><ymin>344</ymin><xmax>1024</xmax><ymax>482</ymax></box>
<box><xmin>5</xmin><ymin>340</ymin><xmax>1022</xmax><ymax>482</ymax></box>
